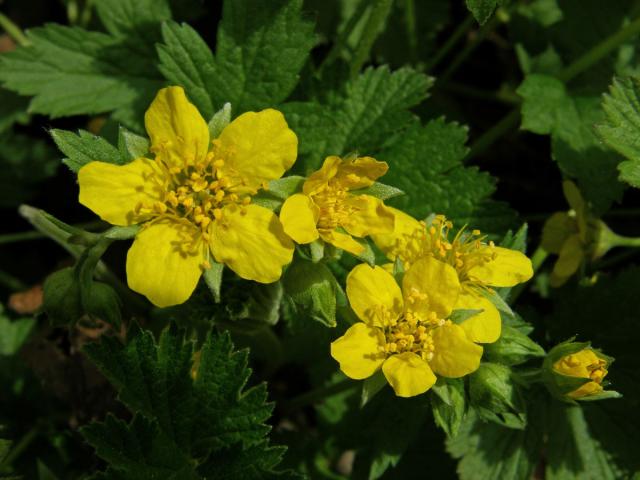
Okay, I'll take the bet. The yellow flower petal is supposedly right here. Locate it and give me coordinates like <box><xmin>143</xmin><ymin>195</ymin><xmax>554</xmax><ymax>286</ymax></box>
<box><xmin>334</xmin><ymin>156</ymin><xmax>388</xmax><ymax>190</ymax></box>
<box><xmin>553</xmin><ymin>349</ymin><xmax>603</xmax><ymax>378</ymax></box>
<box><xmin>279</xmin><ymin>193</ymin><xmax>320</xmax><ymax>244</ymax></box>
<box><xmin>467</xmin><ymin>246</ymin><xmax>533</xmax><ymax>288</ymax></box>
<box><xmin>303</xmin><ymin>156</ymin><xmax>342</xmax><ymax>195</ymax></box>
<box><xmin>78</xmin><ymin>158</ymin><xmax>165</xmax><ymax>226</ymax></box>
<box><xmin>402</xmin><ymin>256</ymin><xmax>460</xmax><ymax>319</ymax></box>
<box><xmin>569</xmin><ymin>381</ymin><xmax>603</xmax><ymax>398</ymax></box>
<box><xmin>342</xmin><ymin>195</ymin><xmax>395</xmax><ymax>237</ymax></box>
<box><xmin>126</xmin><ymin>219</ymin><xmax>206</xmax><ymax>307</ymax></box>
<box><xmin>331</xmin><ymin>323</ymin><xmax>385</xmax><ymax>380</ymax></box>
<box><xmin>210</xmin><ymin>204</ymin><xmax>294</xmax><ymax>283</ymax></box>
<box><xmin>430</xmin><ymin>324</ymin><xmax>483</xmax><ymax>378</ymax></box>
<box><xmin>346</xmin><ymin>264</ymin><xmax>403</xmax><ymax>326</ymax></box>
<box><xmin>455</xmin><ymin>287</ymin><xmax>501</xmax><ymax>344</ymax></box>
<box><xmin>319</xmin><ymin>230</ymin><xmax>364</xmax><ymax>256</ymax></box>
<box><xmin>371</xmin><ymin>207</ymin><xmax>424</xmax><ymax>266</ymax></box>
<box><xmin>551</xmin><ymin>234</ymin><xmax>584</xmax><ymax>281</ymax></box>
<box><xmin>542</xmin><ymin>212</ymin><xmax>577</xmax><ymax>254</ymax></box>
<box><xmin>144</xmin><ymin>86</ymin><xmax>210</xmax><ymax>167</ymax></box>
<box><xmin>217</xmin><ymin>109</ymin><xmax>297</xmax><ymax>191</ymax></box>
<box><xmin>382</xmin><ymin>352</ymin><xmax>436</xmax><ymax>397</ymax></box>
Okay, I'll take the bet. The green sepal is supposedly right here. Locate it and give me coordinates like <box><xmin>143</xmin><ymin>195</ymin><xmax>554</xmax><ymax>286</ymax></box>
<box><xmin>351</xmin><ymin>182</ymin><xmax>405</xmax><ymax>201</ymax></box>
<box><xmin>450</xmin><ymin>309</ymin><xmax>484</xmax><ymax>325</ymax></box>
<box><xmin>354</xmin><ymin>239</ymin><xmax>376</xmax><ymax>267</ymax></box>
<box><xmin>42</xmin><ymin>267</ymin><xmax>83</xmax><ymax>326</ymax></box>
<box><xmin>361</xmin><ymin>370</ymin><xmax>387</xmax><ymax>407</ymax></box>
<box><xmin>102</xmin><ymin>224</ymin><xmax>140</xmax><ymax>240</ymax></box>
<box><xmin>208</xmin><ymin>102</ymin><xmax>231</xmax><ymax>139</ymax></box>
<box><xmin>203</xmin><ymin>261</ymin><xmax>224</xmax><ymax>303</ymax></box>
<box><xmin>117</xmin><ymin>126</ymin><xmax>149</xmax><ymax>161</ymax></box>
<box><xmin>252</xmin><ymin>175</ymin><xmax>306</xmax><ymax>210</ymax></box>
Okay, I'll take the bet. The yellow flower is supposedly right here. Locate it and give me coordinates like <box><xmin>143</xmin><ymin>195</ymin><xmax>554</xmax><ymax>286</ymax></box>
<box><xmin>372</xmin><ymin>210</ymin><xmax>533</xmax><ymax>344</ymax></box>
<box><xmin>78</xmin><ymin>86</ymin><xmax>296</xmax><ymax>307</ymax></box>
<box><xmin>552</xmin><ymin>348</ymin><xmax>609</xmax><ymax>399</ymax></box>
<box><xmin>330</xmin><ymin>258</ymin><xmax>483</xmax><ymax>397</ymax></box>
<box><xmin>279</xmin><ymin>155</ymin><xmax>395</xmax><ymax>255</ymax></box>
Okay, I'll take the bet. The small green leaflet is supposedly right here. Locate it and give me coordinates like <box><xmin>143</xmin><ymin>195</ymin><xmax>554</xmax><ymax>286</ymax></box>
<box><xmin>158</xmin><ymin>0</ymin><xmax>315</xmax><ymax>119</ymax></box>
<box><xmin>283</xmin><ymin>66</ymin><xmax>433</xmax><ymax>173</ymax></box>
<box><xmin>465</xmin><ymin>0</ymin><xmax>508</xmax><ymax>25</ymax></box>
<box><xmin>82</xmin><ymin>325</ymin><xmax>295</xmax><ymax>478</ymax></box>
<box><xmin>596</xmin><ymin>75</ymin><xmax>640</xmax><ymax>188</ymax></box>
<box><xmin>50</xmin><ymin>129</ymin><xmax>126</xmax><ymax>172</ymax></box>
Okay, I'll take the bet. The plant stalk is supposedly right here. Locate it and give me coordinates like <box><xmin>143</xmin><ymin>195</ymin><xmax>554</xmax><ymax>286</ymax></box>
<box><xmin>349</xmin><ymin>0</ymin><xmax>394</xmax><ymax>78</ymax></box>
<box><xmin>0</xmin><ymin>12</ymin><xmax>30</xmax><ymax>47</ymax></box>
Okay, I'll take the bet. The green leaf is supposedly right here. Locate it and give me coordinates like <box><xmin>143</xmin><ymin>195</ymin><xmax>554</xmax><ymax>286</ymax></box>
<box><xmin>484</xmin><ymin>325</ymin><xmax>546</xmax><ymax>366</ymax></box>
<box><xmin>596</xmin><ymin>75</ymin><xmax>640</xmax><ymax>188</ymax></box>
<box><xmin>283</xmin><ymin>260</ymin><xmax>337</xmax><ymax>327</ymax></box>
<box><xmin>0</xmin><ymin>305</ymin><xmax>35</xmax><ymax>356</ymax></box>
<box><xmin>283</xmin><ymin>66</ymin><xmax>433</xmax><ymax>173</ymax></box>
<box><xmin>546</xmin><ymin>403</ymin><xmax>626</xmax><ymax>480</ymax></box>
<box><xmin>431</xmin><ymin>378</ymin><xmax>466</xmax><ymax>438</ymax></box>
<box><xmin>466</xmin><ymin>0</ymin><xmax>505</xmax><ymax>25</ymax></box>
<box><xmin>0</xmin><ymin>23</ymin><xmax>164</xmax><ymax>130</ymax></box>
<box><xmin>83</xmin><ymin>326</ymin><xmax>292</xmax><ymax>478</ymax></box>
<box><xmin>381</xmin><ymin>118</ymin><xmax>517</xmax><ymax>233</ymax></box>
<box><xmin>469</xmin><ymin>363</ymin><xmax>527</xmax><ymax>429</ymax></box>
<box><xmin>517</xmin><ymin>73</ymin><xmax>624</xmax><ymax>214</ymax></box>
<box><xmin>360</xmin><ymin>371</ymin><xmax>387</xmax><ymax>407</ymax></box>
<box><xmin>158</xmin><ymin>0</ymin><xmax>315</xmax><ymax>119</ymax></box>
<box><xmin>447</xmin><ymin>405</ymin><xmax>543</xmax><ymax>480</ymax></box>
<box><xmin>96</xmin><ymin>0</ymin><xmax>171</xmax><ymax>50</ymax></box>
<box><xmin>50</xmin><ymin>129</ymin><xmax>123</xmax><ymax>172</ymax></box>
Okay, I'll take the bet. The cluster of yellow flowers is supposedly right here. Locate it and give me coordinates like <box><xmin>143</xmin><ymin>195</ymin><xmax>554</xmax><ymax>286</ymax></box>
<box><xmin>77</xmin><ymin>86</ymin><xmax>533</xmax><ymax>397</ymax></box>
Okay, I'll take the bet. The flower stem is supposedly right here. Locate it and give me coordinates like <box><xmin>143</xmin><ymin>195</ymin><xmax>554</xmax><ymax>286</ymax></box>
<box><xmin>282</xmin><ymin>378</ymin><xmax>356</xmax><ymax>414</ymax></box>
<box><xmin>0</xmin><ymin>12</ymin><xmax>30</xmax><ymax>47</ymax></box>
<box><xmin>425</xmin><ymin>15</ymin><xmax>475</xmax><ymax>72</ymax></box>
<box><xmin>0</xmin><ymin>424</ymin><xmax>39</xmax><ymax>470</ymax></box>
<box><xmin>319</xmin><ymin>0</ymin><xmax>369</xmax><ymax>73</ymax></box>
<box><xmin>349</xmin><ymin>0</ymin><xmax>394</xmax><ymax>78</ymax></box>
<box><xmin>466</xmin><ymin>14</ymin><xmax>640</xmax><ymax>161</ymax></box>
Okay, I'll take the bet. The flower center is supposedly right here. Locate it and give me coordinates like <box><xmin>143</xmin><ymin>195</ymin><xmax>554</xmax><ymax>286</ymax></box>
<box><xmin>375</xmin><ymin>289</ymin><xmax>449</xmax><ymax>362</ymax></box>
<box><xmin>313</xmin><ymin>183</ymin><xmax>357</xmax><ymax>231</ymax></box>
<box><xmin>135</xmin><ymin>140</ymin><xmax>258</xmax><ymax>234</ymax></box>
<box><xmin>388</xmin><ymin>215</ymin><xmax>497</xmax><ymax>282</ymax></box>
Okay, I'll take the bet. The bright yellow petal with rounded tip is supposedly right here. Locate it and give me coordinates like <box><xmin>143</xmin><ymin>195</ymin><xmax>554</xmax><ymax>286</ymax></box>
<box><xmin>382</xmin><ymin>352</ymin><xmax>436</xmax><ymax>397</ymax></box>
<box><xmin>455</xmin><ymin>287</ymin><xmax>501</xmax><ymax>344</ymax></box>
<box><xmin>331</xmin><ymin>323</ymin><xmax>385</xmax><ymax>380</ymax></box>
<box><xmin>552</xmin><ymin>234</ymin><xmax>583</xmax><ymax>280</ymax></box>
<box><xmin>210</xmin><ymin>204</ymin><xmax>294</xmax><ymax>283</ymax></box>
<box><xmin>126</xmin><ymin>219</ymin><xmax>206</xmax><ymax>307</ymax></box>
<box><xmin>335</xmin><ymin>156</ymin><xmax>388</xmax><ymax>190</ymax></box>
<box><xmin>303</xmin><ymin>156</ymin><xmax>341</xmax><ymax>195</ymax></box>
<box><xmin>279</xmin><ymin>193</ymin><xmax>319</xmax><ymax>244</ymax></box>
<box><xmin>430</xmin><ymin>324</ymin><xmax>483</xmax><ymax>378</ymax></box>
<box><xmin>144</xmin><ymin>86</ymin><xmax>210</xmax><ymax>167</ymax></box>
<box><xmin>342</xmin><ymin>195</ymin><xmax>395</xmax><ymax>237</ymax></box>
<box><xmin>467</xmin><ymin>246</ymin><xmax>533</xmax><ymax>288</ymax></box>
<box><xmin>217</xmin><ymin>109</ymin><xmax>297</xmax><ymax>190</ymax></box>
<box><xmin>346</xmin><ymin>264</ymin><xmax>403</xmax><ymax>327</ymax></box>
<box><xmin>542</xmin><ymin>212</ymin><xmax>577</xmax><ymax>254</ymax></box>
<box><xmin>371</xmin><ymin>207</ymin><xmax>425</xmax><ymax>265</ymax></box>
<box><xmin>319</xmin><ymin>230</ymin><xmax>364</xmax><ymax>256</ymax></box>
<box><xmin>78</xmin><ymin>158</ymin><xmax>165</xmax><ymax>226</ymax></box>
<box><xmin>402</xmin><ymin>256</ymin><xmax>460</xmax><ymax>319</ymax></box>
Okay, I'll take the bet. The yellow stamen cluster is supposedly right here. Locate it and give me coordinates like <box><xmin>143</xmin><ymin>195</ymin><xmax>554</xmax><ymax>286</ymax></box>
<box><xmin>135</xmin><ymin>140</ymin><xmax>256</xmax><ymax>236</ymax></box>
<box><xmin>388</xmin><ymin>215</ymin><xmax>497</xmax><ymax>281</ymax></box>
<box><xmin>375</xmin><ymin>289</ymin><xmax>449</xmax><ymax>362</ymax></box>
<box><xmin>313</xmin><ymin>182</ymin><xmax>358</xmax><ymax>231</ymax></box>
